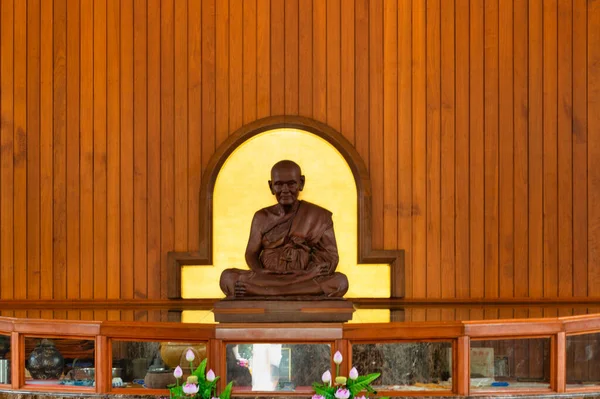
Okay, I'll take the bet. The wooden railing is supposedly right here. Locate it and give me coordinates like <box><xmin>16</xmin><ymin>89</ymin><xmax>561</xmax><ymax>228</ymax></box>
<box><xmin>0</xmin><ymin>314</ymin><xmax>600</xmax><ymax>396</ymax></box>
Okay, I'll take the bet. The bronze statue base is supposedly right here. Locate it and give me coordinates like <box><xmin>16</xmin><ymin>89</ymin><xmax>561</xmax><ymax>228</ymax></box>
<box><xmin>213</xmin><ymin>299</ymin><xmax>354</xmax><ymax>323</ymax></box>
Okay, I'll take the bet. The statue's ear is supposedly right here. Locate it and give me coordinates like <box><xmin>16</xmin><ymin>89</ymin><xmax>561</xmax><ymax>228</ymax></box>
<box><xmin>299</xmin><ymin>175</ymin><xmax>306</xmax><ymax>191</ymax></box>
<box><xmin>268</xmin><ymin>180</ymin><xmax>275</xmax><ymax>194</ymax></box>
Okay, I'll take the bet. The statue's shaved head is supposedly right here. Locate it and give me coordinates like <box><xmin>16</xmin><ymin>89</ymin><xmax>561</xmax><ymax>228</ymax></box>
<box><xmin>271</xmin><ymin>160</ymin><xmax>302</xmax><ymax>176</ymax></box>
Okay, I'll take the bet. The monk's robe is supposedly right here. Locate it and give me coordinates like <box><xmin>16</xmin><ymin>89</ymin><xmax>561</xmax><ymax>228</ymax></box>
<box><xmin>219</xmin><ymin>200</ymin><xmax>348</xmax><ymax>298</ymax></box>
<box><xmin>259</xmin><ymin>200</ymin><xmax>339</xmax><ymax>273</ymax></box>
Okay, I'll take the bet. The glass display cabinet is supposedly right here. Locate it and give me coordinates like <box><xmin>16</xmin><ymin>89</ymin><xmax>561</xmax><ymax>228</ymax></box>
<box><xmin>0</xmin><ymin>311</ymin><xmax>599</xmax><ymax>397</ymax></box>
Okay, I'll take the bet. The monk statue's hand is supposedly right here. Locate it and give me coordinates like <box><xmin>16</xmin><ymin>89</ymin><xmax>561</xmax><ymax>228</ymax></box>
<box><xmin>307</xmin><ymin>263</ymin><xmax>330</xmax><ymax>278</ymax></box>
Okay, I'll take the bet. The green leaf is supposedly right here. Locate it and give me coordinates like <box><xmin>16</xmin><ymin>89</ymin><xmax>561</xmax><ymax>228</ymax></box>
<box><xmin>347</xmin><ymin>373</ymin><xmax>381</xmax><ymax>396</ymax></box>
<box><xmin>312</xmin><ymin>383</ymin><xmax>336</xmax><ymax>399</ymax></box>
<box><xmin>192</xmin><ymin>358</ymin><xmax>208</xmax><ymax>382</ymax></box>
<box><xmin>219</xmin><ymin>381</ymin><xmax>234</xmax><ymax>399</ymax></box>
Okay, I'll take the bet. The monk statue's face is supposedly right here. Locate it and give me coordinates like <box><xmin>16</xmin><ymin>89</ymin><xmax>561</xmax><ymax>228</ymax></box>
<box><xmin>269</xmin><ymin>162</ymin><xmax>305</xmax><ymax>206</ymax></box>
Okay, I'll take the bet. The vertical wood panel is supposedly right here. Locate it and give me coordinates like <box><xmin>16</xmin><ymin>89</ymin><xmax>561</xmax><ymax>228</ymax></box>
<box><xmin>354</xmin><ymin>0</ymin><xmax>369</xmax><ymax>166</ymax></box>
<box><xmin>146</xmin><ymin>0</ymin><xmax>160</xmax><ymax>299</ymax></box>
<box><xmin>483</xmin><ymin>0</ymin><xmax>499</xmax><ymax>298</ymax></box>
<box><xmin>572</xmin><ymin>0</ymin><xmax>587</xmax><ymax>297</ymax></box>
<box><xmin>454</xmin><ymin>0</ymin><xmax>469</xmax><ymax>298</ymax></box>
<box><xmin>256</xmin><ymin>0</ymin><xmax>270</xmax><ymax>119</ymax></box>
<box><xmin>133</xmin><ymin>0</ymin><xmax>148</xmax><ymax>297</ymax></box>
<box><xmin>589</xmin><ymin>0</ymin><xmax>600</xmax><ymax>296</ymax></box>
<box><xmin>243</xmin><ymin>0</ymin><xmax>257</xmax><ymax>123</ymax></box>
<box><xmin>106</xmin><ymin>0</ymin><xmax>121</xmax><ymax>302</ymax></box>
<box><xmin>513</xmin><ymin>0</ymin><xmax>529</xmax><ymax>298</ymax></box>
<box><xmin>187</xmin><ymin>0</ymin><xmax>201</xmax><ymax>253</ymax></box>
<box><xmin>215</xmin><ymin>0</ymin><xmax>229</xmax><ymax>141</ymax></box>
<box><xmin>229</xmin><ymin>0</ymin><xmax>242</xmax><ymax>133</ymax></box>
<box><xmin>285</xmin><ymin>0</ymin><xmax>298</xmax><ymax>116</ymax></box>
<box><xmin>383</xmin><ymin>0</ymin><xmax>398</xmax><ymax>252</ymax></box>
<box><xmin>13</xmin><ymin>0</ymin><xmax>27</xmax><ymax>300</ymax></box>
<box><xmin>160</xmin><ymin>0</ymin><xmax>174</xmax><ymax>300</ymax></box>
<box><xmin>469</xmin><ymin>0</ymin><xmax>484</xmax><ymax>298</ymax></box>
<box><xmin>270</xmin><ymin>0</ymin><xmax>284</xmax><ymax>115</ymax></box>
<box><xmin>543</xmin><ymin>0</ymin><xmax>558</xmax><ymax>298</ymax></box>
<box><xmin>93</xmin><ymin>0</ymin><xmax>107</xmax><ymax>320</ymax></box>
<box><xmin>79</xmin><ymin>0</ymin><xmax>93</xmax><ymax>300</ymax></box>
<box><xmin>0</xmin><ymin>0</ymin><xmax>14</xmax><ymax>301</ymax></box>
<box><xmin>498</xmin><ymin>0</ymin><xmax>514</xmax><ymax>298</ymax></box>
<box><xmin>412</xmin><ymin>0</ymin><xmax>426</xmax><ymax>298</ymax></box>
<box><xmin>426</xmin><ymin>0</ymin><xmax>441</xmax><ymax>298</ymax></box>
<box><xmin>120</xmin><ymin>0</ymin><xmax>134</xmax><ymax>299</ymax></box>
<box><xmin>529</xmin><ymin>0</ymin><xmax>544</xmax><ymax>298</ymax></box>
<box><xmin>66</xmin><ymin>0</ymin><xmax>80</xmax><ymax>302</ymax></box>
<box><xmin>557</xmin><ymin>0</ymin><xmax>573</xmax><ymax>297</ymax></box>
<box><xmin>312</xmin><ymin>0</ymin><xmax>326</xmax><ymax>122</ymax></box>
<box><xmin>26</xmin><ymin>0</ymin><xmax>41</xmax><ymax>301</ymax></box>
<box><xmin>53</xmin><ymin>0</ymin><xmax>67</xmax><ymax>301</ymax></box>
<box><xmin>398</xmin><ymin>0</ymin><xmax>412</xmax><ymax>298</ymax></box>
<box><xmin>440</xmin><ymin>0</ymin><xmax>455</xmax><ymax>298</ymax></box>
<box><xmin>174</xmin><ymin>0</ymin><xmax>188</xmax><ymax>254</ymax></box>
<box><xmin>201</xmin><ymin>0</ymin><xmax>215</xmax><ymax>165</ymax></box>
<box><xmin>40</xmin><ymin>0</ymin><xmax>53</xmax><ymax>301</ymax></box>
<box><xmin>340</xmin><ymin>0</ymin><xmax>353</xmax><ymax>144</ymax></box>
<box><xmin>370</xmin><ymin>0</ymin><xmax>384</xmax><ymax>250</ymax></box>
<box><xmin>326</xmin><ymin>0</ymin><xmax>340</xmax><ymax>131</ymax></box>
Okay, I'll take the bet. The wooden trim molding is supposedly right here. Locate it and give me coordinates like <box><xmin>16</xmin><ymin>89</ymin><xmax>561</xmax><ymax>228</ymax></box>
<box><xmin>167</xmin><ymin>115</ymin><xmax>405</xmax><ymax>299</ymax></box>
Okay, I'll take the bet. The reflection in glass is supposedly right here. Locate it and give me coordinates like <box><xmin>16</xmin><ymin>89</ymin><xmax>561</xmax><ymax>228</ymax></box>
<box><xmin>225</xmin><ymin>343</ymin><xmax>331</xmax><ymax>391</ymax></box>
<box><xmin>0</xmin><ymin>334</ymin><xmax>10</xmax><ymax>384</ymax></box>
<box><xmin>23</xmin><ymin>337</ymin><xmax>95</xmax><ymax>387</ymax></box>
<box><xmin>351</xmin><ymin>342</ymin><xmax>452</xmax><ymax>391</ymax></box>
<box><xmin>470</xmin><ymin>338</ymin><xmax>550</xmax><ymax>390</ymax></box>
<box><xmin>111</xmin><ymin>340</ymin><xmax>207</xmax><ymax>389</ymax></box>
<box><xmin>567</xmin><ymin>333</ymin><xmax>600</xmax><ymax>388</ymax></box>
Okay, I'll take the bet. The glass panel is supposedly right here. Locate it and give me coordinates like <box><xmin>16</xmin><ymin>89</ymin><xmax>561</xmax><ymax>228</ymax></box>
<box><xmin>470</xmin><ymin>338</ymin><xmax>550</xmax><ymax>390</ymax></box>
<box><xmin>24</xmin><ymin>337</ymin><xmax>95</xmax><ymax>387</ymax></box>
<box><xmin>567</xmin><ymin>332</ymin><xmax>600</xmax><ymax>388</ymax></box>
<box><xmin>351</xmin><ymin>342</ymin><xmax>452</xmax><ymax>391</ymax></box>
<box><xmin>0</xmin><ymin>334</ymin><xmax>10</xmax><ymax>384</ymax></box>
<box><xmin>225</xmin><ymin>343</ymin><xmax>331</xmax><ymax>392</ymax></box>
<box><xmin>111</xmin><ymin>341</ymin><xmax>207</xmax><ymax>389</ymax></box>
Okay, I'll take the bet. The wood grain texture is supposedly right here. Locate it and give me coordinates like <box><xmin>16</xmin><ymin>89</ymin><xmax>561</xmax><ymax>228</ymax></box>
<box><xmin>0</xmin><ymin>0</ymin><xmax>598</xmax><ymax>306</ymax></box>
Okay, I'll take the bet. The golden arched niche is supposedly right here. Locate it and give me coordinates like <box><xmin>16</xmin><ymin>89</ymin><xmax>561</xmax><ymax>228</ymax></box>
<box><xmin>181</xmin><ymin>128</ymin><xmax>391</xmax><ymax>301</ymax></box>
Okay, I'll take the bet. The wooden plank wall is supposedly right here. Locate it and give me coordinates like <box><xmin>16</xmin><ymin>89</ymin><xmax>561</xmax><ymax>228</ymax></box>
<box><xmin>0</xmin><ymin>0</ymin><xmax>599</xmax><ymax>306</ymax></box>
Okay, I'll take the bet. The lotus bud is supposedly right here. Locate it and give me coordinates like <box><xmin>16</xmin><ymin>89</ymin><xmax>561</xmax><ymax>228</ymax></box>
<box><xmin>183</xmin><ymin>383</ymin><xmax>199</xmax><ymax>395</ymax></box>
<box><xmin>185</xmin><ymin>349</ymin><xmax>195</xmax><ymax>362</ymax></box>
<box><xmin>349</xmin><ymin>367</ymin><xmax>358</xmax><ymax>380</ymax></box>
<box><xmin>186</xmin><ymin>375</ymin><xmax>198</xmax><ymax>384</ymax></box>
<box><xmin>173</xmin><ymin>366</ymin><xmax>183</xmax><ymax>379</ymax></box>
<box><xmin>335</xmin><ymin>376</ymin><xmax>347</xmax><ymax>385</ymax></box>
<box><xmin>334</xmin><ymin>388</ymin><xmax>350</xmax><ymax>399</ymax></box>
<box><xmin>312</xmin><ymin>395</ymin><xmax>325</xmax><ymax>399</ymax></box>
<box><xmin>321</xmin><ymin>370</ymin><xmax>332</xmax><ymax>383</ymax></box>
<box><xmin>206</xmin><ymin>369</ymin><xmax>216</xmax><ymax>382</ymax></box>
<box><xmin>333</xmin><ymin>351</ymin><xmax>343</xmax><ymax>365</ymax></box>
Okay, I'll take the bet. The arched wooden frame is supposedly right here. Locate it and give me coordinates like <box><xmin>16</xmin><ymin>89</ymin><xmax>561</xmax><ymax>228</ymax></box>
<box><xmin>167</xmin><ymin>116</ymin><xmax>405</xmax><ymax>299</ymax></box>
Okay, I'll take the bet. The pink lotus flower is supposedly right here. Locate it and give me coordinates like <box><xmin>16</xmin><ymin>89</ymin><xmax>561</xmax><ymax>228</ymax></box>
<box><xmin>185</xmin><ymin>349</ymin><xmax>195</xmax><ymax>362</ymax></box>
<box><xmin>206</xmin><ymin>369</ymin><xmax>216</xmax><ymax>382</ymax></box>
<box><xmin>349</xmin><ymin>367</ymin><xmax>359</xmax><ymax>380</ymax></box>
<box><xmin>183</xmin><ymin>383</ymin><xmax>199</xmax><ymax>395</ymax></box>
<box><xmin>333</xmin><ymin>351</ymin><xmax>343</xmax><ymax>365</ymax></box>
<box><xmin>173</xmin><ymin>366</ymin><xmax>183</xmax><ymax>379</ymax></box>
<box><xmin>322</xmin><ymin>370</ymin><xmax>332</xmax><ymax>383</ymax></box>
<box><xmin>238</xmin><ymin>358</ymin><xmax>249</xmax><ymax>367</ymax></box>
<box><xmin>312</xmin><ymin>395</ymin><xmax>325</xmax><ymax>399</ymax></box>
<box><xmin>334</xmin><ymin>388</ymin><xmax>350</xmax><ymax>399</ymax></box>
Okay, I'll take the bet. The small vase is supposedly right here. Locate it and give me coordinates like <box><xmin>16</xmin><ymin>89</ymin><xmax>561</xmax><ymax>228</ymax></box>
<box><xmin>26</xmin><ymin>339</ymin><xmax>64</xmax><ymax>380</ymax></box>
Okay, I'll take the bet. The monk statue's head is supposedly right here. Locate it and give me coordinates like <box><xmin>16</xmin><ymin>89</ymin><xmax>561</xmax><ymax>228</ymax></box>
<box><xmin>268</xmin><ymin>160</ymin><xmax>306</xmax><ymax>207</ymax></box>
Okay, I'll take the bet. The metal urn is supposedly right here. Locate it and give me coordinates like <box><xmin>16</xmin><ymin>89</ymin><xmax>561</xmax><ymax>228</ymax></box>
<box><xmin>26</xmin><ymin>339</ymin><xmax>64</xmax><ymax>380</ymax></box>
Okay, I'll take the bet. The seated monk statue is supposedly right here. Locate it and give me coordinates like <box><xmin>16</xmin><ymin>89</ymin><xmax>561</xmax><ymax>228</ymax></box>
<box><xmin>219</xmin><ymin>160</ymin><xmax>349</xmax><ymax>298</ymax></box>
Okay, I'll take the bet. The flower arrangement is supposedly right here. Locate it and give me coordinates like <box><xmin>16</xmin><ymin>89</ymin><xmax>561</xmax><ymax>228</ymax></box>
<box><xmin>169</xmin><ymin>349</ymin><xmax>232</xmax><ymax>399</ymax></box>
<box><xmin>312</xmin><ymin>351</ymin><xmax>387</xmax><ymax>399</ymax></box>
